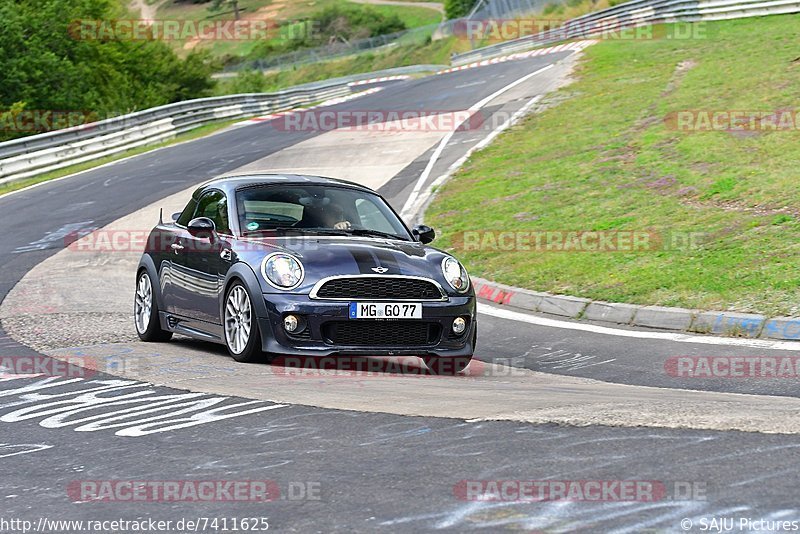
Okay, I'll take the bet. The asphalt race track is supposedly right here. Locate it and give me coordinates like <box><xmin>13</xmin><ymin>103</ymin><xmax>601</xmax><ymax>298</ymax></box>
<box><xmin>2</xmin><ymin>49</ymin><xmax>800</xmax><ymax>533</ymax></box>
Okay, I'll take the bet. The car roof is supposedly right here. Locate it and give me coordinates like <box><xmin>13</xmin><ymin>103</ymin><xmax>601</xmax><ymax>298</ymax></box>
<box><xmin>196</xmin><ymin>173</ymin><xmax>375</xmax><ymax>196</ymax></box>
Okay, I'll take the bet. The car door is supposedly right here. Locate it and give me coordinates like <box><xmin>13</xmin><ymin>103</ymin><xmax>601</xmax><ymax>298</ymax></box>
<box><xmin>181</xmin><ymin>189</ymin><xmax>232</xmax><ymax>325</ymax></box>
<box><xmin>160</xmin><ymin>197</ymin><xmax>197</xmax><ymax>317</ymax></box>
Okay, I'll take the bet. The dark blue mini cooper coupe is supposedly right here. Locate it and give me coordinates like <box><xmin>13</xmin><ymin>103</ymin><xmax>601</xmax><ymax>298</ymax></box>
<box><xmin>135</xmin><ymin>174</ymin><xmax>476</xmax><ymax>373</ymax></box>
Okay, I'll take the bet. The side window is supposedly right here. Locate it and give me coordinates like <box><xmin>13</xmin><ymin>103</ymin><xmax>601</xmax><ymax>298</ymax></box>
<box><xmin>194</xmin><ymin>190</ymin><xmax>230</xmax><ymax>234</ymax></box>
<box><xmin>176</xmin><ymin>199</ymin><xmax>197</xmax><ymax>227</ymax></box>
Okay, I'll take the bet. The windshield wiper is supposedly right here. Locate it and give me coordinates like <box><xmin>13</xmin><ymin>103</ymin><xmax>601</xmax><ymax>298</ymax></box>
<box><xmin>241</xmin><ymin>227</ymin><xmax>348</xmax><ymax>237</ymax></box>
<box><xmin>341</xmin><ymin>228</ymin><xmax>408</xmax><ymax>241</ymax></box>
<box><xmin>241</xmin><ymin>227</ymin><xmax>407</xmax><ymax>240</ymax></box>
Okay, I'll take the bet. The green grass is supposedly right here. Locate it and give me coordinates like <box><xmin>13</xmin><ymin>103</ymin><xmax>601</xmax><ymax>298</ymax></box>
<box><xmin>280</xmin><ymin>0</ymin><xmax>441</xmax><ymax>26</ymax></box>
<box><xmin>426</xmin><ymin>15</ymin><xmax>800</xmax><ymax>316</ymax></box>
<box><xmin>365</xmin><ymin>3</ymin><xmax>442</xmax><ymax>28</ymax></box>
<box><xmin>0</xmin><ymin>120</ymin><xmax>240</xmax><ymax>197</ymax></box>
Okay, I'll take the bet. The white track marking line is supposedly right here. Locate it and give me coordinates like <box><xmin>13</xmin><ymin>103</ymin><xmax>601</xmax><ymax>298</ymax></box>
<box><xmin>479</xmin><ymin>303</ymin><xmax>800</xmax><ymax>351</ymax></box>
<box><xmin>455</xmin><ymin>80</ymin><xmax>487</xmax><ymax>89</ymax></box>
<box><xmin>400</xmin><ymin>63</ymin><xmax>554</xmax><ymax>218</ymax></box>
<box><xmin>407</xmin><ymin>93</ymin><xmax>543</xmax><ymax>217</ymax></box>
<box><xmin>348</xmin><ymin>75</ymin><xmax>410</xmax><ymax>87</ymax></box>
<box><xmin>0</xmin><ymin>443</ymin><xmax>53</xmax><ymax>459</ymax></box>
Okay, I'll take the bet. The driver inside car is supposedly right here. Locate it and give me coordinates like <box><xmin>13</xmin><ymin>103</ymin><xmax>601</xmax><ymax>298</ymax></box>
<box><xmin>300</xmin><ymin>203</ymin><xmax>351</xmax><ymax>230</ymax></box>
<box><xmin>328</xmin><ymin>205</ymin><xmax>352</xmax><ymax>230</ymax></box>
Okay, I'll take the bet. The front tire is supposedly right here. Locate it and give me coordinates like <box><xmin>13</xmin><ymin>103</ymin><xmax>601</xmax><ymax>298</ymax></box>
<box><xmin>134</xmin><ymin>270</ymin><xmax>172</xmax><ymax>342</ymax></box>
<box><xmin>224</xmin><ymin>281</ymin><xmax>263</xmax><ymax>363</ymax></box>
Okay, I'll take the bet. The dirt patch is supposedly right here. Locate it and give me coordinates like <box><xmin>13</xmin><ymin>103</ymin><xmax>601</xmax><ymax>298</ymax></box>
<box><xmin>598</xmin><ymin>59</ymin><xmax>699</xmax><ymax>177</ymax></box>
<box><xmin>184</xmin><ymin>0</ymin><xmax>288</xmax><ymax>51</ymax></box>
<box><xmin>661</xmin><ymin>59</ymin><xmax>698</xmax><ymax>98</ymax></box>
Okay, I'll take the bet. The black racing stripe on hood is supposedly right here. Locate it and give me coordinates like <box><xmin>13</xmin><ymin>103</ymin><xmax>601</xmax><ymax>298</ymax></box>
<box><xmin>350</xmin><ymin>248</ymin><xmax>378</xmax><ymax>274</ymax></box>
<box><xmin>372</xmin><ymin>248</ymin><xmax>401</xmax><ymax>274</ymax></box>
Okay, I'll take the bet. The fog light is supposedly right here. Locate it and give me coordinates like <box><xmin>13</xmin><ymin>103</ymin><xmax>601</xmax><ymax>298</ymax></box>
<box><xmin>452</xmin><ymin>317</ymin><xmax>467</xmax><ymax>335</ymax></box>
<box><xmin>283</xmin><ymin>315</ymin><xmax>299</xmax><ymax>333</ymax></box>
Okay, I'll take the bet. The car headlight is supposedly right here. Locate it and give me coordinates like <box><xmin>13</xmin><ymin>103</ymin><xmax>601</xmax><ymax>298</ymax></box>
<box><xmin>441</xmin><ymin>257</ymin><xmax>469</xmax><ymax>292</ymax></box>
<box><xmin>262</xmin><ymin>253</ymin><xmax>304</xmax><ymax>289</ymax></box>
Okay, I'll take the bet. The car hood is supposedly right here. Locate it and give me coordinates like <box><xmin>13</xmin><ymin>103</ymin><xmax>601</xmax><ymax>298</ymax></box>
<box><xmin>236</xmin><ymin>236</ymin><xmax>455</xmax><ymax>293</ymax></box>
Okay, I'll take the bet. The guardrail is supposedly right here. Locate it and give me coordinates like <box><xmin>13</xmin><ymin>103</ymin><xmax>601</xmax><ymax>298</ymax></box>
<box><xmin>451</xmin><ymin>0</ymin><xmax>800</xmax><ymax>65</ymax></box>
<box><xmin>0</xmin><ymin>65</ymin><xmax>444</xmax><ymax>186</ymax></box>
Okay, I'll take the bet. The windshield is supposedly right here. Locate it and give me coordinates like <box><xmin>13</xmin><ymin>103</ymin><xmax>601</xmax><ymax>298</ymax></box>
<box><xmin>235</xmin><ymin>185</ymin><xmax>412</xmax><ymax>240</ymax></box>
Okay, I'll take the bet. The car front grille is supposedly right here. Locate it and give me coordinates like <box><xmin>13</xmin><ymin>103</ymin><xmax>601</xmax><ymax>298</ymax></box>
<box><xmin>323</xmin><ymin>321</ymin><xmax>441</xmax><ymax>346</ymax></box>
<box><xmin>314</xmin><ymin>277</ymin><xmax>443</xmax><ymax>300</ymax></box>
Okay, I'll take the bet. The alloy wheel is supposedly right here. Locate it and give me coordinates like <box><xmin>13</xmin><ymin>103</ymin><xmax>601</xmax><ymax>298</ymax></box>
<box><xmin>134</xmin><ymin>272</ymin><xmax>153</xmax><ymax>335</ymax></box>
<box><xmin>224</xmin><ymin>285</ymin><xmax>252</xmax><ymax>354</ymax></box>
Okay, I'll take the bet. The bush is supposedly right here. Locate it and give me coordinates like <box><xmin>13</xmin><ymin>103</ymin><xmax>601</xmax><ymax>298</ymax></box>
<box><xmin>444</xmin><ymin>0</ymin><xmax>479</xmax><ymax>19</ymax></box>
<box><xmin>313</xmin><ymin>4</ymin><xmax>407</xmax><ymax>42</ymax></box>
<box><xmin>228</xmin><ymin>70</ymin><xmax>267</xmax><ymax>94</ymax></box>
<box><xmin>245</xmin><ymin>4</ymin><xmax>407</xmax><ymax>63</ymax></box>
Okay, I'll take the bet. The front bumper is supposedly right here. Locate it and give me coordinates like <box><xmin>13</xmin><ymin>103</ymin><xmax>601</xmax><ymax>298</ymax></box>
<box><xmin>257</xmin><ymin>294</ymin><xmax>476</xmax><ymax>357</ymax></box>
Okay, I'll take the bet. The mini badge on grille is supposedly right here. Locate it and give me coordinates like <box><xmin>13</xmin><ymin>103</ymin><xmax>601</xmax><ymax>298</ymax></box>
<box><xmin>371</xmin><ymin>266</ymin><xmax>388</xmax><ymax>273</ymax></box>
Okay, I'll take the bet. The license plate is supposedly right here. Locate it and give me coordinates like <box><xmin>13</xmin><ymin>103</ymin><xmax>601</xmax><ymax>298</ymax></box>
<box><xmin>349</xmin><ymin>302</ymin><xmax>422</xmax><ymax>319</ymax></box>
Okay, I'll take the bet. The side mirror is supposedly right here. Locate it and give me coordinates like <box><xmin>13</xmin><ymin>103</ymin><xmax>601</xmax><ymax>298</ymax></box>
<box><xmin>412</xmin><ymin>224</ymin><xmax>435</xmax><ymax>244</ymax></box>
<box><xmin>187</xmin><ymin>217</ymin><xmax>216</xmax><ymax>239</ymax></box>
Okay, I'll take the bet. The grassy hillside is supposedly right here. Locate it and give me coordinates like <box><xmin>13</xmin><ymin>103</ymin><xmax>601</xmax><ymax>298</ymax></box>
<box><xmin>135</xmin><ymin>0</ymin><xmax>442</xmax><ymax>62</ymax></box>
<box><xmin>214</xmin><ymin>36</ymin><xmax>459</xmax><ymax>94</ymax></box>
<box><xmin>426</xmin><ymin>15</ymin><xmax>800</xmax><ymax>316</ymax></box>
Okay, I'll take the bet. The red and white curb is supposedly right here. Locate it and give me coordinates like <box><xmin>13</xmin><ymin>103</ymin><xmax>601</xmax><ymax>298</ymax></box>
<box><xmin>348</xmin><ymin>75</ymin><xmax>411</xmax><ymax>87</ymax></box>
<box><xmin>474</xmin><ymin>273</ymin><xmax>800</xmax><ymax>343</ymax></box>
<box><xmin>436</xmin><ymin>40</ymin><xmax>597</xmax><ymax>75</ymax></box>
<box><xmin>234</xmin><ymin>87</ymin><xmax>384</xmax><ymax>127</ymax></box>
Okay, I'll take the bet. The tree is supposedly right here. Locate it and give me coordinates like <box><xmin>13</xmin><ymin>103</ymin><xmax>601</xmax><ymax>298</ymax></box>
<box><xmin>244</xmin><ymin>4</ymin><xmax>407</xmax><ymax>62</ymax></box>
<box><xmin>444</xmin><ymin>0</ymin><xmax>481</xmax><ymax>19</ymax></box>
<box><xmin>0</xmin><ymin>0</ymin><xmax>217</xmax><ymax>139</ymax></box>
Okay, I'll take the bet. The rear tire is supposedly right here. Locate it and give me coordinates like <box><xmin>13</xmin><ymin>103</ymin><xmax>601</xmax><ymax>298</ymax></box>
<box><xmin>224</xmin><ymin>281</ymin><xmax>263</xmax><ymax>363</ymax></box>
<box><xmin>134</xmin><ymin>270</ymin><xmax>173</xmax><ymax>342</ymax></box>
<box><xmin>424</xmin><ymin>355</ymin><xmax>472</xmax><ymax>375</ymax></box>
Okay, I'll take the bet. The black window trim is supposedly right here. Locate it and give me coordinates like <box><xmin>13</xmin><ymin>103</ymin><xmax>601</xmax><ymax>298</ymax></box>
<box><xmin>233</xmin><ymin>183</ymin><xmax>414</xmax><ymax>240</ymax></box>
<box><xmin>175</xmin><ymin>187</ymin><xmax>234</xmax><ymax>238</ymax></box>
